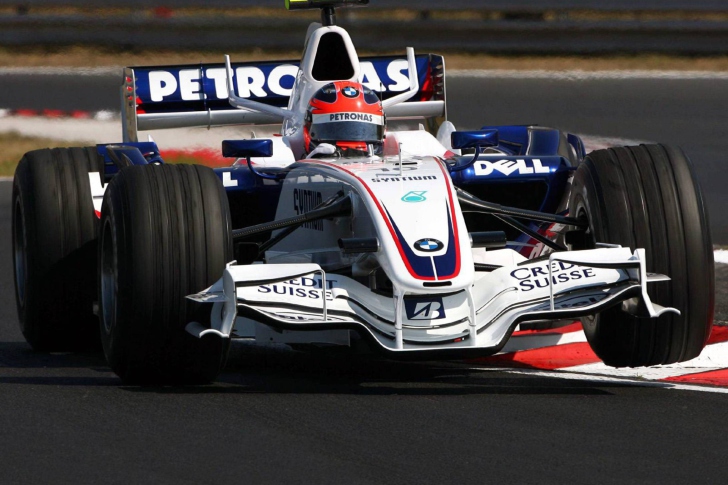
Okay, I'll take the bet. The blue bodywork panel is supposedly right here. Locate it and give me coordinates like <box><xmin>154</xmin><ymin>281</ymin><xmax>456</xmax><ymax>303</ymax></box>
<box><xmin>449</xmin><ymin>125</ymin><xmax>584</xmax><ymax>256</ymax></box>
<box><xmin>96</xmin><ymin>141</ymin><xmax>163</xmax><ymax>179</ymax></box>
<box><xmin>222</xmin><ymin>139</ymin><xmax>274</xmax><ymax>159</ymax></box>
<box><xmin>98</xmin><ymin>124</ymin><xmax>585</xmax><ymax>256</ymax></box>
<box><xmin>450</xmin><ymin>125</ymin><xmax>580</xmax><ymax>213</ymax></box>
<box><xmin>477</xmin><ymin>125</ymin><xmax>582</xmax><ymax>160</ymax></box>
<box><xmin>213</xmin><ymin>166</ymin><xmax>284</xmax><ymax>237</ymax></box>
<box><xmin>451</xmin><ymin>130</ymin><xmax>499</xmax><ymax>151</ymax></box>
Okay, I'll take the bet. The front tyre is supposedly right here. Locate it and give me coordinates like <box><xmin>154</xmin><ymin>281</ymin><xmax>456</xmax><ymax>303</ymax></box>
<box><xmin>569</xmin><ymin>144</ymin><xmax>714</xmax><ymax>367</ymax></box>
<box><xmin>12</xmin><ymin>147</ymin><xmax>103</xmax><ymax>351</ymax></box>
<box><xmin>99</xmin><ymin>164</ymin><xmax>233</xmax><ymax>384</ymax></box>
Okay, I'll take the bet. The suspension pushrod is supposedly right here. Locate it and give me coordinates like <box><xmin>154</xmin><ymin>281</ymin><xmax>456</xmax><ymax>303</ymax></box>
<box><xmin>232</xmin><ymin>193</ymin><xmax>352</xmax><ymax>241</ymax></box>
<box><xmin>456</xmin><ymin>187</ymin><xmax>587</xmax><ymax>228</ymax></box>
<box><xmin>464</xmin><ymin>210</ymin><xmax>566</xmax><ymax>251</ymax></box>
<box><xmin>495</xmin><ymin>214</ymin><xmax>567</xmax><ymax>252</ymax></box>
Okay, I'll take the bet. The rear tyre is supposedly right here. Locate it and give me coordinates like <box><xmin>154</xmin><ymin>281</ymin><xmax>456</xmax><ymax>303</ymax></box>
<box><xmin>569</xmin><ymin>144</ymin><xmax>714</xmax><ymax>367</ymax></box>
<box><xmin>12</xmin><ymin>147</ymin><xmax>103</xmax><ymax>351</ymax></box>
<box><xmin>99</xmin><ymin>164</ymin><xmax>232</xmax><ymax>384</ymax></box>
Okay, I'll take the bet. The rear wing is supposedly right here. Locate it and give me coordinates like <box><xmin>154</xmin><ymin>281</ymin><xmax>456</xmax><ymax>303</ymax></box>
<box><xmin>121</xmin><ymin>54</ymin><xmax>446</xmax><ymax>142</ymax></box>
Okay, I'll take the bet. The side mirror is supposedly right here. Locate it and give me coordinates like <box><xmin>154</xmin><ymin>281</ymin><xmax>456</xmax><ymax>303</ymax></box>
<box><xmin>450</xmin><ymin>130</ymin><xmax>499</xmax><ymax>150</ymax></box>
<box><xmin>222</xmin><ymin>139</ymin><xmax>273</xmax><ymax>158</ymax></box>
<box><xmin>448</xmin><ymin>130</ymin><xmax>500</xmax><ymax>173</ymax></box>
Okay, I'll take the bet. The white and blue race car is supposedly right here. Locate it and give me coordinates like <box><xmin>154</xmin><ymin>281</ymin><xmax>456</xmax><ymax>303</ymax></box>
<box><xmin>12</xmin><ymin>0</ymin><xmax>714</xmax><ymax>384</ymax></box>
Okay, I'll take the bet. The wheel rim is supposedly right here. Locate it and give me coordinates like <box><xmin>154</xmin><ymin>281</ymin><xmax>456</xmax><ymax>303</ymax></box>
<box><xmin>100</xmin><ymin>218</ymin><xmax>117</xmax><ymax>334</ymax></box>
<box><xmin>569</xmin><ymin>199</ymin><xmax>596</xmax><ymax>251</ymax></box>
<box><xmin>572</xmin><ymin>200</ymin><xmax>598</xmax><ymax>329</ymax></box>
<box><xmin>13</xmin><ymin>198</ymin><xmax>27</xmax><ymax>306</ymax></box>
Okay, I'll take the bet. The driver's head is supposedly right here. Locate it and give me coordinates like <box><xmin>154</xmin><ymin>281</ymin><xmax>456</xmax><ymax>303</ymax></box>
<box><xmin>304</xmin><ymin>81</ymin><xmax>385</xmax><ymax>157</ymax></box>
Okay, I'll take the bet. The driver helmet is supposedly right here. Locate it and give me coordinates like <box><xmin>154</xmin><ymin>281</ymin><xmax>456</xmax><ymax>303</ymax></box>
<box><xmin>304</xmin><ymin>81</ymin><xmax>385</xmax><ymax>157</ymax></box>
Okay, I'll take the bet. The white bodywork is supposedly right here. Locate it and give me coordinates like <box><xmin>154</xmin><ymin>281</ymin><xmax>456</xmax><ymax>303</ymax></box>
<box><xmin>188</xmin><ymin>149</ymin><xmax>677</xmax><ymax>355</ymax></box>
<box><xmin>184</xmin><ymin>20</ymin><xmax>677</xmax><ymax>357</ymax></box>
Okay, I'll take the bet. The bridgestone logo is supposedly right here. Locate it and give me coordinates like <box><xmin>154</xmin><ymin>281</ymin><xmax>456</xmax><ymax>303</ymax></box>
<box><xmin>312</xmin><ymin>113</ymin><xmax>383</xmax><ymax>125</ymax></box>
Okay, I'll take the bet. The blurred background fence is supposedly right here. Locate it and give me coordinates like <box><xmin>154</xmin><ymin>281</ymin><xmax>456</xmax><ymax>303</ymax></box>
<box><xmin>1</xmin><ymin>1</ymin><xmax>727</xmax><ymax>54</ymax></box>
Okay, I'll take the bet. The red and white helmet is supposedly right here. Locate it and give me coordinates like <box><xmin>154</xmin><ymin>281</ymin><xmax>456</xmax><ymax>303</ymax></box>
<box><xmin>304</xmin><ymin>81</ymin><xmax>385</xmax><ymax>156</ymax></box>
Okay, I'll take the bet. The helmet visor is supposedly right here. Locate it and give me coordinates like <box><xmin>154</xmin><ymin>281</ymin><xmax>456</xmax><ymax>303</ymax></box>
<box><xmin>309</xmin><ymin>113</ymin><xmax>384</xmax><ymax>143</ymax></box>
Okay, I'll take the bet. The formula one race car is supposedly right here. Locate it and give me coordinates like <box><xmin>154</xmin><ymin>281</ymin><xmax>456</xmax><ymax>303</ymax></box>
<box><xmin>12</xmin><ymin>0</ymin><xmax>714</xmax><ymax>384</ymax></box>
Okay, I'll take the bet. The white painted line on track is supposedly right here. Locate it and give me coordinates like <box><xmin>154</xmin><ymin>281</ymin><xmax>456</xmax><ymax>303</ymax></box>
<box><xmin>449</xmin><ymin>70</ymin><xmax>728</xmax><ymax>80</ymax></box>
<box><xmin>471</xmin><ymin>367</ymin><xmax>728</xmax><ymax>394</ymax></box>
<box><xmin>564</xmin><ymin>364</ymin><xmax>720</xmax><ymax>381</ymax></box>
<box><xmin>0</xmin><ymin>67</ymin><xmax>121</xmax><ymax>76</ymax></box>
<box><xmin>715</xmin><ymin>249</ymin><xmax>728</xmax><ymax>264</ymax></box>
<box><xmin>566</xmin><ymin>341</ymin><xmax>728</xmax><ymax>380</ymax></box>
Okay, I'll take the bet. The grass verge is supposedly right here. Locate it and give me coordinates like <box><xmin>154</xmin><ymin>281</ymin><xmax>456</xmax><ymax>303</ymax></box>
<box><xmin>0</xmin><ymin>132</ymin><xmax>227</xmax><ymax>177</ymax></box>
<box><xmin>0</xmin><ymin>131</ymin><xmax>90</xmax><ymax>177</ymax></box>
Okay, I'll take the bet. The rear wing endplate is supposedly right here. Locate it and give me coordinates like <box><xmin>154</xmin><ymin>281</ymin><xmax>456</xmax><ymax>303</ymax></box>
<box><xmin>122</xmin><ymin>54</ymin><xmax>445</xmax><ymax>142</ymax></box>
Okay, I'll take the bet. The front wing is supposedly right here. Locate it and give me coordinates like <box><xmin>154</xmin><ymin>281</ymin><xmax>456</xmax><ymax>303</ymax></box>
<box><xmin>187</xmin><ymin>247</ymin><xmax>677</xmax><ymax>357</ymax></box>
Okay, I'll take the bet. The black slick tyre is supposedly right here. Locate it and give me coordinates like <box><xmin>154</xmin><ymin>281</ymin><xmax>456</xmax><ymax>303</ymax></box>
<box><xmin>569</xmin><ymin>144</ymin><xmax>714</xmax><ymax>367</ymax></box>
<box><xmin>98</xmin><ymin>164</ymin><xmax>232</xmax><ymax>384</ymax></box>
<box><xmin>12</xmin><ymin>147</ymin><xmax>103</xmax><ymax>351</ymax></box>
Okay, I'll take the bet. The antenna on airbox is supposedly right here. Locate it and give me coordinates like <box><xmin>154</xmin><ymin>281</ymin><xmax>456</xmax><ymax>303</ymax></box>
<box><xmin>285</xmin><ymin>0</ymin><xmax>370</xmax><ymax>27</ymax></box>
<box><xmin>321</xmin><ymin>6</ymin><xmax>336</xmax><ymax>26</ymax></box>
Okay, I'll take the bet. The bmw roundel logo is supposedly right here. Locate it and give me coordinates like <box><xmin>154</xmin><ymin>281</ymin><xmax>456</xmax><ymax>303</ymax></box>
<box><xmin>342</xmin><ymin>86</ymin><xmax>359</xmax><ymax>98</ymax></box>
<box><xmin>414</xmin><ymin>238</ymin><xmax>444</xmax><ymax>253</ymax></box>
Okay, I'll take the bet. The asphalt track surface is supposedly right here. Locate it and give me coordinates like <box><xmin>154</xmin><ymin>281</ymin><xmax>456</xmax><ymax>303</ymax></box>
<box><xmin>2</xmin><ymin>74</ymin><xmax>728</xmax><ymax>483</ymax></box>
<box><xmin>1</xmin><ymin>206</ymin><xmax>728</xmax><ymax>485</ymax></box>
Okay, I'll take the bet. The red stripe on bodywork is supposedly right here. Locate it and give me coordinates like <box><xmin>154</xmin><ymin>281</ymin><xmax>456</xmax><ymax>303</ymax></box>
<box><xmin>304</xmin><ymin>159</ymin><xmax>461</xmax><ymax>281</ymax></box>
<box><xmin>662</xmin><ymin>368</ymin><xmax>728</xmax><ymax>387</ymax></box>
<box><xmin>470</xmin><ymin>342</ymin><xmax>601</xmax><ymax>370</ymax></box>
<box><xmin>433</xmin><ymin>160</ymin><xmax>460</xmax><ymax>279</ymax></box>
